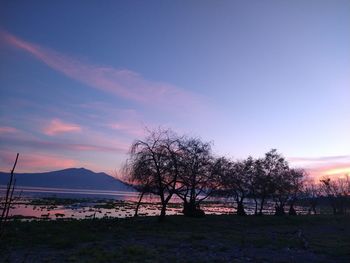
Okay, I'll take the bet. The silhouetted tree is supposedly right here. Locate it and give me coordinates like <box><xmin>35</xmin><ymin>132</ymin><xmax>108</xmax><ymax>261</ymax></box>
<box><xmin>258</xmin><ymin>150</ymin><xmax>289</xmax><ymax>216</ymax></box>
<box><xmin>286</xmin><ymin>168</ymin><xmax>306</xmax><ymax>215</ymax></box>
<box><xmin>303</xmin><ymin>180</ymin><xmax>322</xmax><ymax>215</ymax></box>
<box><xmin>320</xmin><ymin>176</ymin><xmax>349</xmax><ymax>215</ymax></box>
<box><xmin>247</xmin><ymin>150</ymin><xmax>283</xmax><ymax>215</ymax></box>
<box><xmin>247</xmin><ymin>158</ymin><xmax>261</xmax><ymax>215</ymax></box>
<box><xmin>125</xmin><ymin>134</ymin><xmax>336</xmax><ymax>219</ymax></box>
<box><xmin>125</xmin><ymin>129</ymin><xmax>181</xmax><ymax>221</ymax></box>
<box><xmin>175</xmin><ymin>137</ymin><xmax>217</xmax><ymax>217</ymax></box>
<box><xmin>217</xmin><ymin>157</ymin><xmax>253</xmax><ymax>216</ymax></box>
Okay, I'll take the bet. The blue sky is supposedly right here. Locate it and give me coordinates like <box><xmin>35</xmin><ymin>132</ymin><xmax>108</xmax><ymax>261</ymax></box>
<box><xmin>0</xmin><ymin>0</ymin><xmax>349</xmax><ymax>178</ymax></box>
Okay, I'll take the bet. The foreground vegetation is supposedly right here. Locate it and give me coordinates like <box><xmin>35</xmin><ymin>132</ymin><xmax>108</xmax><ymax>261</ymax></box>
<box><xmin>1</xmin><ymin>215</ymin><xmax>349</xmax><ymax>262</ymax></box>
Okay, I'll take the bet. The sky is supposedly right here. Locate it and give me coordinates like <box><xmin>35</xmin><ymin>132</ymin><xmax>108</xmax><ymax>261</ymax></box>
<box><xmin>0</xmin><ymin>0</ymin><xmax>349</xmax><ymax>180</ymax></box>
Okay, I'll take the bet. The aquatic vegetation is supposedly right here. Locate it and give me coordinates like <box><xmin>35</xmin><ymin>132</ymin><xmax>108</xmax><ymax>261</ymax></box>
<box><xmin>54</xmin><ymin>213</ymin><xmax>65</xmax><ymax>218</ymax></box>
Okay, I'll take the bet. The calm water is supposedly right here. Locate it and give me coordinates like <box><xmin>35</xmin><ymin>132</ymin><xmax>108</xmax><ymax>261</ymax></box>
<box><xmin>1</xmin><ymin>185</ymin><xmax>310</xmax><ymax>220</ymax></box>
<box><xmin>0</xmin><ymin>185</ymin><xmax>140</xmax><ymax>199</ymax></box>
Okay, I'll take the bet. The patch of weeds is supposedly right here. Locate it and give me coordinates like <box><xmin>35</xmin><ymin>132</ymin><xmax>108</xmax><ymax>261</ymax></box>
<box><xmin>218</xmin><ymin>245</ymin><xmax>229</xmax><ymax>252</ymax></box>
<box><xmin>310</xmin><ymin>238</ymin><xmax>350</xmax><ymax>257</ymax></box>
<box><xmin>185</xmin><ymin>258</ymin><xmax>212</xmax><ymax>263</ymax></box>
<box><xmin>154</xmin><ymin>245</ymin><xmax>167</xmax><ymax>254</ymax></box>
<box><xmin>51</xmin><ymin>236</ymin><xmax>75</xmax><ymax>249</ymax></box>
<box><xmin>29</xmin><ymin>197</ymin><xmax>82</xmax><ymax>206</ymax></box>
<box><xmin>122</xmin><ymin>244</ymin><xmax>148</xmax><ymax>255</ymax></box>
<box><xmin>244</xmin><ymin>238</ymin><xmax>265</xmax><ymax>248</ymax></box>
<box><xmin>2</xmin><ymin>214</ymin><xmax>350</xmax><ymax>261</ymax></box>
<box><xmin>75</xmin><ymin>246</ymin><xmax>119</xmax><ymax>263</ymax></box>
<box><xmin>272</xmin><ymin>235</ymin><xmax>301</xmax><ymax>250</ymax></box>
<box><xmin>66</xmin><ymin>255</ymin><xmax>79</xmax><ymax>262</ymax></box>
<box><xmin>122</xmin><ymin>244</ymin><xmax>158</xmax><ymax>261</ymax></box>
<box><xmin>222</xmin><ymin>233</ymin><xmax>241</xmax><ymax>243</ymax></box>
<box><xmin>195</xmin><ymin>244</ymin><xmax>210</xmax><ymax>252</ymax></box>
<box><xmin>188</xmin><ymin>233</ymin><xmax>207</xmax><ymax>241</ymax></box>
<box><xmin>93</xmin><ymin>202</ymin><xmax>115</xmax><ymax>209</ymax></box>
<box><xmin>169</xmin><ymin>232</ymin><xmax>191</xmax><ymax>241</ymax></box>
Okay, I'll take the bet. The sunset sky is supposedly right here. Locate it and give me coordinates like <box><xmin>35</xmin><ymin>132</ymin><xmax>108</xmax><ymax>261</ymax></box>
<box><xmin>0</xmin><ymin>0</ymin><xmax>349</xmax><ymax>179</ymax></box>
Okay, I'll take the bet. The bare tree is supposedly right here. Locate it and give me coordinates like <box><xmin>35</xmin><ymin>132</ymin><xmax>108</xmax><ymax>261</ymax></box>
<box><xmin>175</xmin><ymin>137</ymin><xmax>218</xmax><ymax>217</ymax></box>
<box><xmin>0</xmin><ymin>153</ymin><xmax>19</xmax><ymax>238</ymax></box>
<box><xmin>287</xmin><ymin>168</ymin><xmax>306</xmax><ymax>215</ymax></box>
<box><xmin>124</xmin><ymin>129</ymin><xmax>181</xmax><ymax>221</ymax></box>
<box><xmin>320</xmin><ymin>176</ymin><xmax>349</xmax><ymax>215</ymax></box>
<box><xmin>247</xmin><ymin>150</ymin><xmax>287</xmax><ymax>215</ymax></box>
<box><xmin>247</xmin><ymin>158</ymin><xmax>261</xmax><ymax>215</ymax></box>
<box><xmin>271</xmin><ymin>167</ymin><xmax>306</xmax><ymax>216</ymax></box>
<box><xmin>217</xmin><ymin>157</ymin><xmax>253</xmax><ymax>216</ymax></box>
<box><xmin>260</xmin><ymin>149</ymin><xmax>290</xmax><ymax>216</ymax></box>
<box><xmin>303</xmin><ymin>180</ymin><xmax>322</xmax><ymax>215</ymax></box>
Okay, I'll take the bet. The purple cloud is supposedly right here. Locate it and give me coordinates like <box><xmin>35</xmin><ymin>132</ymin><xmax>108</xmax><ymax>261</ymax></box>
<box><xmin>43</xmin><ymin>119</ymin><xmax>82</xmax><ymax>136</ymax></box>
<box><xmin>1</xmin><ymin>30</ymin><xmax>203</xmax><ymax>111</ymax></box>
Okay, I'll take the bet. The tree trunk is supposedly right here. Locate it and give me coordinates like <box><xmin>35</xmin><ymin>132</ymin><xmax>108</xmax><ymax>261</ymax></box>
<box><xmin>253</xmin><ymin>199</ymin><xmax>258</xmax><ymax>215</ymax></box>
<box><xmin>183</xmin><ymin>200</ymin><xmax>205</xmax><ymax>217</ymax></box>
<box><xmin>159</xmin><ymin>203</ymin><xmax>167</xmax><ymax>221</ymax></box>
<box><xmin>258</xmin><ymin>198</ymin><xmax>265</xmax><ymax>215</ymax></box>
<box><xmin>134</xmin><ymin>191</ymin><xmax>145</xmax><ymax>217</ymax></box>
<box><xmin>332</xmin><ymin>204</ymin><xmax>337</xmax><ymax>215</ymax></box>
<box><xmin>337</xmin><ymin>199</ymin><xmax>344</xmax><ymax>215</ymax></box>
<box><xmin>288</xmin><ymin>204</ymin><xmax>297</xmax><ymax>216</ymax></box>
<box><xmin>274</xmin><ymin>204</ymin><xmax>285</xmax><ymax>216</ymax></box>
<box><xmin>237</xmin><ymin>201</ymin><xmax>246</xmax><ymax>216</ymax></box>
<box><xmin>312</xmin><ymin>204</ymin><xmax>317</xmax><ymax>215</ymax></box>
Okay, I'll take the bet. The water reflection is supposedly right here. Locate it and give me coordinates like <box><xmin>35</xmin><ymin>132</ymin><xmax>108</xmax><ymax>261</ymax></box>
<box><xmin>1</xmin><ymin>186</ymin><xmax>311</xmax><ymax>220</ymax></box>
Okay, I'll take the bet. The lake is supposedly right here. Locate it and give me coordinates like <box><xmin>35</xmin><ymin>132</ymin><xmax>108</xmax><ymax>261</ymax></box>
<box><xmin>1</xmin><ymin>185</ymin><xmax>312</xmax><ymax>220</ymax></box>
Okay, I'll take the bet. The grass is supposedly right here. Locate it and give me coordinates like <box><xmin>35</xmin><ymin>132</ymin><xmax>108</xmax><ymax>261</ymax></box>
<box><xmin>1</xmin><ymin>215</ymin><xmax>349</xmax><ymax>262</ymax></box>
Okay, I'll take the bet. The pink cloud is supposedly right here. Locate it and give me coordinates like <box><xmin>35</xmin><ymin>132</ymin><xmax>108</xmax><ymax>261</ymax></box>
<box><xmin>43</xmin><ymin>119</ymin><xmax>81</xmax><ymax>136</ymax></box>
<box><xmin>289</xmin><ymin>155</ymin><xmax>350</xmax><ymax>181</ymax></box>
<box><xmin>1</xmin><ymin>137</ymin><xmax>128</xmax><ymax>153</ymax></box>
<box><xmin>307</xmin><ymin>163</ymin><xmax>350</xmax><ymax>181</ymax></box>
<box><xmin>288</xmin><ymin>155</ymin><xmax>350</xmax><ymax>163</ymax></box>
<box><xmin>0</xmin><ymin>30</ymin><xmax>202</xmax><ymax>110</ymax></box>
<box><xmin>0</xmin><ymin>126</ymin><xmax>19</xmax><ymax>134</ymax></box>
<box><xmin>0</xmin><ymin>151</ymin><xmax>77</xmax><ymax>173</ymax></box>
<box><xmin>78</xmin><ymin>102</ymin><xmax>140</xmax><ymax>120</ymax></box>
<box><xmin>0</xmin><ymin>120</ymin><xmax>129</xmax><ymax>154</ymax></box>
<box><xmin>109</xmin><ymin>122</ymin><xmax>146</xmax><ymax>137</ymax></box>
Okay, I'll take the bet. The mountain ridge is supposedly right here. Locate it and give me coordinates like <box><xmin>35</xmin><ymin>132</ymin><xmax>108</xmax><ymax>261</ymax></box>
<box><xmin>0</xmin><ymin>167</ymin><xmax>135</xmax><ymax>192</ymax></box>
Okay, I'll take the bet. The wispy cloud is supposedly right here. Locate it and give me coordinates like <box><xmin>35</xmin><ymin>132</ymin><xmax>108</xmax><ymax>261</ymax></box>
<box><xmin>109</xmin><ymin>122</ymin><xmax>147</xmax><ymax>137</ymax></box>
<box><xmin>0</xmin><ymin>126</ymin><xmax>19</xmax><ymax>134</ymax></box>
<box><xmin>0</xmin><ymin>137</ymin><xmax>128</xmax><ymax>153</ymax></box>
<box><xmin>0</xmin><ymin>117</ymin><xmax>129</xmax><ymax>158</ymax></box>
<box><xmin>288</xmin><ymin>155</ymin><xmax>350</xmax><ymax>163</ymax></box>
<box><xmin>0</xmin><ymin>30</ymin><xmax>203</xmax><ymax>110</ymax></box>
<box><xmin>289</xmin><ymin>155</ymin><xmax>350</xmax><ymax>180</ymax></box>
<box><xmin>307</xmin><ymin>164</ymin><xmax>350</xmax><ymax>181</ymax></box>
<box><xmin>77</xmin><ymin>101</ymin><xmax>140</xmax><ymax>120</ymax></box>
<box><xmin>43</xmin><ymin>118</ymin><xmax>81</xmax><ymax>136</ymax></box>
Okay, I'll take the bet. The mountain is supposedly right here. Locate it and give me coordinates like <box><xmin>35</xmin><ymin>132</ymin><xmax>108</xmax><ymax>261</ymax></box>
<box><xmin>0</xmin><ymin>168</ymin><xmax>135</xmax><ymax>191</ymax></box>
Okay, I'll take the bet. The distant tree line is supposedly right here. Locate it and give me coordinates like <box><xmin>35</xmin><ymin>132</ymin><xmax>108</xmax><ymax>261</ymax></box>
<box><xmin>124</xmin><ymin>129</ymin><xmax>350</xmax><ymax>220</ymax></box>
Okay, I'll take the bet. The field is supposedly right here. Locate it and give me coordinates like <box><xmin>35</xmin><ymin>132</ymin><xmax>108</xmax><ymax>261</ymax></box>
<box><xmin>1</xmin><ymin>215</ymin><xmax>349</xmax><ymax>262</ymax></box>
